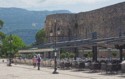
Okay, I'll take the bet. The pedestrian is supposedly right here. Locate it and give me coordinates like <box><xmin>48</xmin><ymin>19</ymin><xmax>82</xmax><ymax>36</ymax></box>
<box><xmin>2</xmin><ymin>60</ymin><xmax>4</xmax><ymax>63</ymax></box>
<box><xmin>32</xmin><ymin>56</ymin><xmax>37</xmax><ymax>68</ymax></box>
<box><xmin>37</xmin><ymin>54</ymin><xmax>41</xmax><ymax>70</ymax></box>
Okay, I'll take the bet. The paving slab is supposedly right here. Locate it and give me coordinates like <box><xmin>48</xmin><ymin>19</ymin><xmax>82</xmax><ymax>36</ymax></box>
<box><xmin>0</xmin><ymin>59</ymin><xmax>125</xmax><ymax>79</ymax></box>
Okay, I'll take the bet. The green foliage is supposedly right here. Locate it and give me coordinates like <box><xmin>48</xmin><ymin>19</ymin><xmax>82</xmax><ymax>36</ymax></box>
<box><xmin>0</xmin><ymin>32</ymin><xmax>5</xmax><ymax>58</ymax></box>
<box><xmin>60</xmin><ymin>49</ymin><xmax>66</xmax><ymax>59</ymax></box>
<box><xmin>35</xmin><ymin>28</ymin><xmax>46</xmax><ymax>44</ymax></box>
<box><xmin>26</xmin><ymin>54</ymin><xmax>33</xmax><ymax>59</ymax></box>
<box><xmin>60</xmin><ymin>49</ymin><xmax>66</xmax><ymax>53</ymax></box>
<box><xmin>69</xmin><ymin>53</ymin><xmax>75</xmax><ymax>58</ymax></box>
<box><xmin>0</xmin><ymin>32</ymin><xmax>5</xmax><ymax>39</ymax></box>
<box><xmin>0</xmin><ymin>20</ymin><xmax>4</xmax><ymax>29</ymax></box>
<box><xmin>112</xmin><ymin>51</ymin><xmax>117</xmax><ymax>57</ymax></box>
<box><xmin>65</xmin><ymin>52</ymin><xmax>70</xmax><ymax>59</ymax></box>
<box><xmin>83</xmin><ymin>53</ymin><xmax>88</xmax><ymax>58</ymax></box>
<box><xmin>60</xmin><ymin>51</ymin><xmax>75</xmax><ymax>59</ymax></box>
<box><xmin>2</xmin><ymin>35</ymin><xmax>26</xmax><ymax>58</ymax></box>
<box><xmin>60</xmin><ymin>53</ymin><xmax>66</xmax><ymax>59</ymax></box>
<box><xmin>87</xmin><ymin>52</ymin><xmax>93</xmax><ymax>58</ymax></box>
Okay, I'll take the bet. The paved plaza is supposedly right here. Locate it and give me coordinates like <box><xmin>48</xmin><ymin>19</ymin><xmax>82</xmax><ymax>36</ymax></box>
<box><xmin>0</xmin><ymin>59</ymin><xmax>125</xmax><ymax>79</ymax></box>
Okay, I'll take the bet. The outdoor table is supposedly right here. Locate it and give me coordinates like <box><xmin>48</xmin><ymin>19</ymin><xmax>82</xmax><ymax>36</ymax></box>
<box><xmin>90</xmin><ymin>62</ymin><xmax>99</xmax><ymax>72</ymax></box>
<box><xmin>85</xmin><ymin>61</ymin><xmax>91</xmax><ymax>69</ymax></box>
<box><xmin>78</xmin><ymin>62</ymin><xmax>85</xmax><ymax>70</ymax></box>
<box><xmin>65</xmin><ymin>62</ymin><xmax>71</xmax><ymax>69</ymax></box>
<box><xmin>106</xmin><ymin>63</ymin><xmax>120</xmax><ymax>74</ymax></box>
<box><xmin>101</xmin><ymin>63</ymin><xmax>107</xmax><ymax>72</ymax></box>
<box><xmin>106</xmin><ymin>63</ymin><xmax>113</xmax><ymax>73</ymax></box>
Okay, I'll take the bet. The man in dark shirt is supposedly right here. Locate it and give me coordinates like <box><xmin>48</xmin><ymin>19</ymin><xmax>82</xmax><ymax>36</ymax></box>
<box><xmin>37</xmin><ymin>54</ymin><xmax>41</xmax><ymax>70</ymax></box>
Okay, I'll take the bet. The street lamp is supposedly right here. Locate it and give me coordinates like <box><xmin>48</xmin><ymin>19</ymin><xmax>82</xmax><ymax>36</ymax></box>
<box><xmin>107</xmin><ymin>48</ymin><xmax>112</xmax><ymax>61</ymax></box>
<box><xmin>50</xmin><ymin>19</ymin><xmax>60</xmax><ymax>74</ymax></box>
<box><xmin>92</xmin><ymin>32</ymin><xmax>97</xmax><ymax>62</ymax></box>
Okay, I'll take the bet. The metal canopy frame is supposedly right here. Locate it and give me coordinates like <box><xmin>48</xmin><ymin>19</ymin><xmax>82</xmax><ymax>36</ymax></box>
<box><xmin>38</xmin><ymin>36</ymin><xmax>125</xmax><ymax>49</ymax></box>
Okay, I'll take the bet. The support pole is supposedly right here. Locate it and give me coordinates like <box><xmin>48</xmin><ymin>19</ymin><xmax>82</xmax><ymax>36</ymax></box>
<box><xmin>92</xmin><ymin>32</ymin><xmax>97</xmax><ymax>62</ymax></box>
<box><xmin>92</xmin><ymin>46</ymin><xmax>97</xmax><ymax>62</ymax></box>
<box><xmin>119</xmin><ymin>48</ymin><xmax>123</xmax><ymax>62</ymax></box>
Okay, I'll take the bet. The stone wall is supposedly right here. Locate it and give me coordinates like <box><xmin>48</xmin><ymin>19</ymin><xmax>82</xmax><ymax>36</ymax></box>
<box><xmin>45</xmin><ymin>2</ymin><xmax>125</xmax><ymax>42</ymax></box>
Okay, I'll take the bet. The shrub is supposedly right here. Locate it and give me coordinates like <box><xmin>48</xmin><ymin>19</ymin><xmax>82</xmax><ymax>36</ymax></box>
<box><xmin>60</xmin><ymin>53</ymin><xmax>66</xmax><ymax>59</ymax></box>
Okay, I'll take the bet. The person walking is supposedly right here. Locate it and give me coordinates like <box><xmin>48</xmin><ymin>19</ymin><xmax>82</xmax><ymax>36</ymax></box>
<box><xmin>32</xmin><ymin>56</ymin><xmax>37</xmax><ymax>68</ymax></box>
<box><xmin>37</xmin><ymin>54</ymin><xmax>41</xmax><ymax>70</ymax></box>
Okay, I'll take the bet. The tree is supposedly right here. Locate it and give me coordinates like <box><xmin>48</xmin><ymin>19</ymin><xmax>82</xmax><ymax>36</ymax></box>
<box><xmin>0</xmin><ymin>32</ymin><xmax>6</xmax><ymax>57</ymax></box>
<box><xmin>2</xmin><ymin>35</ymin><xmax>26</xmax><ymax>58</ymax></box>
<box><xmin>35</xmin><ymin>28</ymin><xmax>46</xmax><ymax>44</ymax></box>
<box><xmin>0</xmin><ymin>20</ymin><xmax>4</xmax><ymax>29</ymax></box>
<box><xmin>0</xmin><ymin>32</ymin><xmax>5</xmax><ymax>39</ymax></box>
<box><xmin>0</xmin><ymin>19</ymin><xmax>4</xmax><ymax>57</ymax></box>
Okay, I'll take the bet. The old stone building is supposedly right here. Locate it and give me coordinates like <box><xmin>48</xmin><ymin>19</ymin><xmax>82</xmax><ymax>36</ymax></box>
<box><xmin>44</xmin><ymin>2</ymin><xmax>125</xmax><ymax>58</ymax></box>
<box><xmin>45</xmin><ymin>2</ymin><xmax>125</xmax><ymax>41</ymax></box>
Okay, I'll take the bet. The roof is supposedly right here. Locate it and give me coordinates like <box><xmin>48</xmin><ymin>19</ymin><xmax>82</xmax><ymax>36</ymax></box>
<box><xmin>18</xmin><ymin>48</ymin><xmax>54</xmax><ymax>54</ymax></box>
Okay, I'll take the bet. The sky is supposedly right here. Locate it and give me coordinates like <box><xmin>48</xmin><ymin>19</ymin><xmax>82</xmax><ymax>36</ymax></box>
<box><xmin>0</xmin><ymin>0</ymin><xmax>125</xmax><ymax>13</ymax></box>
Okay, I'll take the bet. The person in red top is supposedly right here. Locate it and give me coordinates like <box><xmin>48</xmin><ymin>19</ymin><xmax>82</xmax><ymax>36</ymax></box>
<box><xmin>32</xmin><ymin>56</ymin><xmax>37</xmax><ymax>68</ymax></box>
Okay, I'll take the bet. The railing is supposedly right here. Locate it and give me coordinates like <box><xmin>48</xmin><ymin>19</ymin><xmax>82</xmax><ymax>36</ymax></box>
<box><xmin>13</xmin><ymin>58</ymin><xmax>55</xmax><ymax>67</ymax></box>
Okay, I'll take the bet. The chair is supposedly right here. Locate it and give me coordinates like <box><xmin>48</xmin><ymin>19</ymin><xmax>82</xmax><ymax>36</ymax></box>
<box><xmin>101</xmin><ymin>62</ymin><xmax>107</xmax><ymax>73</ymax></box>
<box><xmin>78</xmin><ymin>62</ymin><xmax>85</xmax><ymax>70</ymax></box>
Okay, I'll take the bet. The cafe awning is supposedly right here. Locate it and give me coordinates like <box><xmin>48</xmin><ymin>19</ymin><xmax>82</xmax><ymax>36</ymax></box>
<box><xmin>18</xmin><ymin>48</ymin><xmax>54</xmax><ymax>54</ymax></box>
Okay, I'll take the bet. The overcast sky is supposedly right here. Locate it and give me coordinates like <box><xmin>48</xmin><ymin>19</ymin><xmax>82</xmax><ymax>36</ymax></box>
<box><xmin>0</xmin><ymin>0</ymin><xmax>125</xmax><ymax>13</ymax></box>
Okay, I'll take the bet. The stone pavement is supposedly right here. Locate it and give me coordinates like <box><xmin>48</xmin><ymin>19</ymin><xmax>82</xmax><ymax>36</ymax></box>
<box><xmin>0</xmin><ymin>59</ymin><xmax>125</xmax><ymax>79</ymax></box>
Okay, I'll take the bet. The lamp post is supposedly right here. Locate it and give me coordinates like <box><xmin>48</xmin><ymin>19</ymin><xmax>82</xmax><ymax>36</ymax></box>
<box><xmin>92</xmin><ymin>32</ymin><xmax>97</xmax><ymax>62</ymax></box>
<box><xmin>107</xmin><ymin>48</ymin><xmax>111</xmax><ymax>61</ymax></box>
<box><xmin>50</xmin><ymin>19</ymin><xmax>60</xmax><ymax>74</ymax></box>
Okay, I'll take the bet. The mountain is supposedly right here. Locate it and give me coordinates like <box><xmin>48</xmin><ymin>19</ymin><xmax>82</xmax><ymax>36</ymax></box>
<box><xmin>0</xmin><ymin>8</ymin><xmax>70</xmax><ymax>45</ymax></box>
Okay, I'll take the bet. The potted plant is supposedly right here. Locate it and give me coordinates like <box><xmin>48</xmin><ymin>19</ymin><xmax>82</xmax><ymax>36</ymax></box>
<box><xmin>83</xmin><ymin>53</ymin><xmax>88</xmax><ymax>58</ymax></box>
<box><xmin>60</xmin><ymin>53</ymin><xmax>66</xmax><ymax>59</ymax></box>
<box><xmin>87</xmin><ymin>52</ymin><xmax>93</xmax><ymax>58</ymax></box>
<box><xmin>69</xmin><ymin>53</ymin><xmax>75</xmax><ymax>59</ymax></box>
<box><xmin>112</xmin><ymin>51</ymin><xmax>117</xmax><ymax>58</ymax></box>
